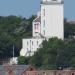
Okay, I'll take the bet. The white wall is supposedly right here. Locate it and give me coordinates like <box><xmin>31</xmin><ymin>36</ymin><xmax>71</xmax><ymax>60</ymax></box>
<box><xmin>41</xmin><ymin>3</ymin><xmax>64</xmax><ymax>39</ymax></box>
<box><xmin>20</xmin><ymin>38</ymin><xmax>44</xmax><ymax>56</ymax></box>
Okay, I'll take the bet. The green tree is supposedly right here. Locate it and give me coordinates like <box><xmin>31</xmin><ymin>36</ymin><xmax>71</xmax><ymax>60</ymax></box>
<box><xmin>18</xmin><ymin>56</ymin><xmax>30</xmax><ymax>65</ymax></box>
<box><xmin>29</xmin><ymin>38</ymin><xmax>75</xmax><ymax>69</ymax></box>
<box><xmin>0</xmin><ymin>15</ymin><xmax>36</xmax><ymax>59</ymax></box>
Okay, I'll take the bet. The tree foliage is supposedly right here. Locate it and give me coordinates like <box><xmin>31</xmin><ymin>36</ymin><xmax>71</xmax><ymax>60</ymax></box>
<box><xmin>20</xmin><ymin>38</ymin><xmax>75</xmax><ymax>70</ymax></box>
<box><xmin>0</xmin><ymin>15</ymin><xmax>35</xmax><ymax>59</ymax></box>
<box><xmin>64</xmin><ymin>19</ymin><xmax>75</xmax><ymax>38</ymax></box>
<box><xmin>17</xmin><ymin>18</ymin><xmax>75</xmax><ymax>69</ymax></box>
<box><xmin>0</xmin><ymin>16</ymin><xmax>75</xmax><ymax>68</ymax></box>
<box><xmin>18</xmin><ymin>56</ymin><xmax>31</xmax><ymax>65</ymax></box>
<box><xmin>31</xmin><ymin>38</ymin><xmax>75</xmax><ymax>69</ymax></box>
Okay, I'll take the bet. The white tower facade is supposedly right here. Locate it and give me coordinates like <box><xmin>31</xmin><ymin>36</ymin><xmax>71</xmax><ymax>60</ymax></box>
<box><xmin>41</xmin><ymin>0</ymin><xmax>64</xmax><ymax>39</ymax></box>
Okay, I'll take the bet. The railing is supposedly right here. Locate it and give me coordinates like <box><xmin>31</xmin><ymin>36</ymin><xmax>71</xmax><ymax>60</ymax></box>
<box><xmin>41</xmin><ymin>1</ymin><xmax>64</xmax><ymax>4</ymax></box>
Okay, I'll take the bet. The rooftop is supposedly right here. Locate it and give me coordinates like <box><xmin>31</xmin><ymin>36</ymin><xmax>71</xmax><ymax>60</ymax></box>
<box><xmin>0</xmin><ymin>65</ymin><xmax>32</xmax><ymax>75</ymax></box>
<box><xmin>33</xmin><ymin>16</ymin><xmax>41</xmax><ymax>22</ymax></box>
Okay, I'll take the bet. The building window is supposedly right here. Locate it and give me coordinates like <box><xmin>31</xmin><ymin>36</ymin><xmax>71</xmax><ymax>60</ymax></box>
<box><xmin>43</xmin><ymin>20</ymin><xmax>45</xmax><ymax>27</ymax></box>
<box><xmin>43</xmin><ymin>72</ymin><xmax>46</xmax><ymax>75</ymax></box>
<box><xmin>27</xmin><ymin>41</ymin><xmax>28</xmax><ymax>45</ymax></box>
<box><xmin>37</xmin><ymin>41</ymin><xmax>38</xmax><ymax>45</ymax></box>
<box><xmin>35</xmin><ymin>24</ymin><xmax>36</xmax><ymax>30</ymax></box>
<box><xmin>43</xmin><ymin>9</ymin><xmax>45</xmax><ymax>16</ymax></box>
<box><xmin>32</xmin><ymin>41</ymin><xmax>33</xmax><ymax>45</ymax></box>
<box><xmin>72</xmin><ymin>73</ymin><xmax>74</xmax><ymax>75</ymax></box>
<box><xmin>36</xmin><ymin>24</ymin><xmax>39</xmax><ymax>30</ymax></box>
<box><xmin>35</xmin><ymin>24</ymin><xmax>39</xmax><ymax>30</ymax></box>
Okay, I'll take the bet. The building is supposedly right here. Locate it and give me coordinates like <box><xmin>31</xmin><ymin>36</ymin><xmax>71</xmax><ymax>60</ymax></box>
<box><xmin>20</xmin><ymin>38</ymin><xmax>44</xmax><ymax>56</ymax></box>
<box><xmin>20</xmin><ymin>0</ymin><xmax>64</xmax><ymax>56</ymax></box>
<box><xmin>26</xmin><ymin>70</ymin><xmax>75</xmax><ymax>75</ymax></box>
<box><xmin>41</xmin><ymin>0</ymin><xmax>64</xmax><ymax>39</ymax></box>
<box><xmin>0</xmin><ymin>65</ymin><xmax>36</xmax><ymax>75</ymax></box>
<box><xmin>67</xmin><ymin>20</ymin><xmax>75</xmax><ymax>24</ymax></box>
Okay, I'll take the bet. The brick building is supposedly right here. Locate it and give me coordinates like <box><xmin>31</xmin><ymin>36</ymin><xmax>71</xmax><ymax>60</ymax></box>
<box><xmin>26</xmin><ymin>70</ymin><xmax>75</xmax><ymax>75</ymax></box>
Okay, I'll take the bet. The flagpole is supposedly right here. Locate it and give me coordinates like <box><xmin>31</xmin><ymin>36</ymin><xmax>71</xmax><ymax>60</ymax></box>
<box><xmin>13</xmin><ymin>44</ymin><xmax>14</xmax><ymax>60</ymax></box>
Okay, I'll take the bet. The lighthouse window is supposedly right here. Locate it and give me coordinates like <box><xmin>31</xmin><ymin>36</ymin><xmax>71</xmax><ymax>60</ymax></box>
<box><xmin>37</xmin><ymin>41</ymin><xmax>38</xmax><ymax>45</ymax></box>
<box><xmin>43</xmin><ymin>9</ymin><xmax>45</xmax><ymax>16</ymax></box>
<box><xmin>43</xmin><ymin>20</ymin><xmax>45</xmax><ymax>27</ymax></box>
<box><xmin>35</xmin><ymin>24</ymin><xmax>36</xmax><ymax>30</ymax></box>
<box><xmin>35</xmin><ymin>24</ymin><xmax>39</xmax><ymax>30</ymax></box>
<box><xmin>36</xmin><ymin>24</ymin><xmax>39</xmax><ymax>30</ymax></box>
<box><xmin>32</xmin><ymin>41</ymin><xmax>33</xmax><ymax>46</ymax></box>
<box><xmin>44</xmin><ymin>30</ymin><xmax>45</xmax><ymax>35</ymax></box>
<box><xmin>27</xmin><ymin>41</ymin><xmax>28</xmax><ymax>45</ymax></box>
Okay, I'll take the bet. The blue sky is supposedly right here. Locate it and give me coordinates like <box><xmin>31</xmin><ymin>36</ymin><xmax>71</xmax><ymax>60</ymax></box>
<box><xmin>0</xmin><ymin>0</ymin><xmax>74</xmax><ymax>20</ymax></box>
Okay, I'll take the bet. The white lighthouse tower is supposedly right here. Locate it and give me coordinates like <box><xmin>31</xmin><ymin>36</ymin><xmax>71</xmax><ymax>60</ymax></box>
<box><xmin>41</xmin><ymin>0</ymin><xmax>64</xmax><ymax>39</ymax></box>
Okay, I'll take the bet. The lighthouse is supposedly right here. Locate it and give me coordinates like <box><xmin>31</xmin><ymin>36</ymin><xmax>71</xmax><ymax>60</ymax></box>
<box><xmin>20</xmin><ymin>0</ymin><xmax>64</xmax><ymax>56</ymax></box>
<box><xmin>41</xmin><ymin>0</ymin><xmax>64</xmax><ymax>39</ymax></box>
